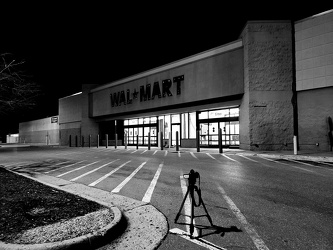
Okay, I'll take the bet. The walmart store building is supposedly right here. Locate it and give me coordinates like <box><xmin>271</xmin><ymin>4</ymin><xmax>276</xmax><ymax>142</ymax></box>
<box><xmin>56</xmin><ymin>11</ymin><xmax>333</xmax><ymax>151</ymax></box>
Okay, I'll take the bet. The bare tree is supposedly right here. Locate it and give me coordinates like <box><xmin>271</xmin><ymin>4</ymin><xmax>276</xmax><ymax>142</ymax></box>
<box><xmin>0</xmin><ymin>53</ymin><xmax>41</xmax><ymax>114</ymax></box>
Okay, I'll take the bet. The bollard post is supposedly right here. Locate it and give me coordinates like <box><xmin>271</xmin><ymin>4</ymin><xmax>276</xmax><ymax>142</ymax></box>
<box><xmin>75</xmin><ymin>135</ymin><xmax>78</xmax><ymax>147</ymax></box>
<box><xmin>196</xmin><ymin>130</ymin><xmax>200</xmax><ymax>152</ymax></box>
<box><xmin>115</xmin><ymin>133</ymin><xmax>118</xmax><ymax>149</ymax></box>
<box><xmin>106</xmin><ymin>134</ymin><xmax>108</xmax><ymax>148</ymax></box>
<box><xmin>136</xmin><ymin>135</ymin><xmax>139</xmax><ymax>149</ymax></box>
<box><xmin>82</xmin><ymin>136</ymin><xmax>84</xmax><ymax>147</ymax></box>
<box><xmin>176</xmin><ymin>131</ymin><xmax>179</xmax><ymax>151</ymax></box>
<box><xmin>218</xmin><ymin>128</ymin><xmax>223</xmax><ymax>153</ymax></box>
<box><xmin>89</xmin><ymin>134</ymin><xmax>91</xmax><ymax>148</ymax></box>
<box><xmin>69</xmin><ymin>135</ymin><xmax>72</xmax><ymax>147</ymax></box>
<box><xmin>97</xmin><ymin>134</ymin><xmax>99</xmax><ymax>148</ymax></box>
<box><xmin>124</xmin><ymin>132</ymin><xmax>127</xmax><ymax>149</ymax></box>
<box><xmin>148</xmin><ymin>132</ymin><xmax>151</xmax><ymax>150</ymax></box>
<box><xmin>160</xmin><ymin>132</ymin><xmax>163</xmax><ymax>150</ymax></box>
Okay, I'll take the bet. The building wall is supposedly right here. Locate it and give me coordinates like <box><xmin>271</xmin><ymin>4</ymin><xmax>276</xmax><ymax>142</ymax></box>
<box><xmin>59</xmin><ymin>93</ymin><xmax>82</xmax><ymax>146</ymax></box>
<box><xmin>19</xmin><ymin>116</ymin><xmax>59</xmax><ymax>145</ymax></box>
<box><xmin>240</xmin><ymin>21</ymin><xmax>294</xmax><ymax>150</ymax></box>
<box><xmin>295</xmin><ymin>10</ymin><xmax>333</xmax><ymax>151</ymax></box>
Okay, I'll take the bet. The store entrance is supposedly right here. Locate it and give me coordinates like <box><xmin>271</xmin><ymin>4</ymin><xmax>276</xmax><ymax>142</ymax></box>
<box><xmin>171</xmin><ymin>124</ymin><xmax>180</xmax><ymax>146</ymax></box>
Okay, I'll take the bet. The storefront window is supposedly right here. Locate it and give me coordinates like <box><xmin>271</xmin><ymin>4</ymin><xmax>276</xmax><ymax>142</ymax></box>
<box><xmin>138</xmin><ymin>118</ymin><xmax>144</xmax><ymax>124</ymax></box>
<box><xmin>181</xmin><ymin>113</ymin><xmax>188</xmax><ymax>139</ymax></box>
<box><xmin>199</xmin><ymin>111</ymin><xmax>208</xmax><ymax>119</ymax></box>
<box><xmin>171</xmin><ymin>114</ymin><xmax>180</xmax><ymax>123</ymax></box>
<box><xmin>164</xmin><ymin>115</ymin><xmax>170</xmax><ymax>139</ymax></box>
<box><xmin>209</xmin><ymin>109</ymin><xmax>229</xmax><ymax>118</ymax></box>
<box><xmin>230</xmin><ymin>108</ymin><xmax>239</xmax><ymax>117</ymax></box>
<box><xmin>150</xmin><ymin>117</ymin><xmax>157</xmax><ymax>124</ymax></box>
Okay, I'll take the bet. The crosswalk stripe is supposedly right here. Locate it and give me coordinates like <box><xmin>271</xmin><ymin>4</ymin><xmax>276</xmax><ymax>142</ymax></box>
<box><xmin>88</xmin><ymin>160</ymin><xmax>131</xmax><ymax>187</ymax></box>
<box><xmin>56</xmin><ymin>161</ymin><xmax>100</xmax><ymax>177</ymax></box>
<box><xmin>44</xmin><ymin>161</ymin><xmax>83</xmax><ymax>173</ymax></box>
<box><xmin>142</xmin><ymin>162</ymin><xmax>164</xmax><ymax>203</ymax></box>
<box><xmin>111</xmin><ymin>161</ymin><xmax>147</xmax><ymax>193</ymax></box>
<box><xmin>70</xmin><ymin>159</ymin><xmax>120</xmax><ymax>181</ymax></box>
<box><xmin>221</xmin><ymin>154</ymin><xmax>240</xmax><ymax>163</ymax></box>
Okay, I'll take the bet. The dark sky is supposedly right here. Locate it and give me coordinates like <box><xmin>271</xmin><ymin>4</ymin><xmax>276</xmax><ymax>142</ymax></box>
<box><xmin>1</xmin><ymin>3</ymin><xmax>332</xmax><ymax>136</ymax></box>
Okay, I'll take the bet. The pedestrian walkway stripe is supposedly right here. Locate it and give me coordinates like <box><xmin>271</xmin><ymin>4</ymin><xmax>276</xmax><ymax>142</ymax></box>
<box><xmin>190</xmin><ymin>152</ymin><xmax>198</xmax><ymax>159</ymax></box>
<box><xmin>206</xmin><ymin>153</ymin><xmax>215</xmax><ymax>159</ymax></box>
<box><xmin>180</xmin><ymin>174</ymin><xmax>199</xmax><ymax>237</ymax></box>
<box><xmin>221</xmin><ymin>154</ymin><xmax>240</xmax><ymax>163</ymax></box>
<box><xmin>169</xmin><ymin>228</ymin><xmax>226</xmax><ymax>250</ymax></box>
<box><xmin>70</xmin><ymin>159</ymin><xmax>120</xmax><ymax>181</ymax></box>
<box><xmin>112</xmin><ymin>161</ymin><xmax>147</xmax><ymax>193</ymax></box>
<box><xmin>88</xmin><ymin>160</ymin><xmax>131</xmax><ymax>187</ymax></box>
<box><xmin>44</xmin><ymin>161</ymin><xmax>83</xmax><ymax>174</ymax></box>
<box><xmin>217</xmin><ymin>185</ymin><xmax>269</xmax><ymax>250</ymax></box>
<box><xmin>56</xmin><ymin>161</ymin><xmax>100</xmax><ymax>177</ymax></box>
<box><xmin>142</xmin><ymin>162</ymin><xmax>164</xmax><ymax>203</ymax></box>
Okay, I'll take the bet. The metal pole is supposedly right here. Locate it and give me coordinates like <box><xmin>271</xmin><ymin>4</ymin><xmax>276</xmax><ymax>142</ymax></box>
<box><xmin>89</xmin><ymin>134</ymin><xmax>91</xmax><ymax>148</ymax></box>
<box><xmin>106</xmin><ymin>134</ymin><xmax>108</xmax><ymax>148</ymax></box>
<box><xmin>69</xmin><ymin>135</ymin><xmax>72</xmax><ymax>147</ymax></box>
<box><xmin>82</xmin><ymin>136</ymin><xmax>84</xmax><ymax>147</ymax></box>
<box><xmin>176</xmin><ymin>131</ymin><xmax>179</xmax><ymax>151</ymax></box>
<box><xmin>75</xmin><ymin>135</ymin><xmax>78</xmax><ymax>147</ymax></box>
<box><xmin>169</xmin><ymin>132</ymin><xmax>171</xmax><ymax>149</ymax></box>
<box><xmin>136</xmin><ymin>134</ymin><xmax>139</xmax><ymax>149</ymax></box>
<box><xmin>293</xmin><ymin>136</ymin><xmax>298</xmax><ymax>155</ymax></box>
<box><xmin>196</xmin><ymin>130</ymin><xmax>200</xmax><ymax>152</ymax></box>
<box><xmin>148</xmin><ymin>132</ymin><xmax>151</xmax><ymax>150</ymax></box>
<box><xmin>97</xmin><ymin>134</ymin><xmax>99</xmax><ymax>148</ymax></box>
<box><xmin>219</xmin><ymin>128</ymin><xmax>223</xmax><ymax>153</ymax></box>
<box><xmin>115</xmin><ymin>133</ymin><xmax>118</xmax><ymax>149</ymax></box>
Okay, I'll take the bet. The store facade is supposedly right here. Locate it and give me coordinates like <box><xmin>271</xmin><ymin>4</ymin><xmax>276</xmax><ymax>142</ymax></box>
<box><xmin>59</xmin><ymin>20</ymin><xmax>296</xmax><ymax>151</ymax></box>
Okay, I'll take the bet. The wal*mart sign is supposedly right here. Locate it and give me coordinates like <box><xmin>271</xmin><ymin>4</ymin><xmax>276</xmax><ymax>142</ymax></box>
<box><xmin>110</xmin><ymin>75</ymin><xmax>184</xmax><ymax>107</ymax></box>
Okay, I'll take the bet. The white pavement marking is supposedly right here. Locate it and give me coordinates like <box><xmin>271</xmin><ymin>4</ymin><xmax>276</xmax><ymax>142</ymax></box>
<box><xmin>239</xmin><ymin>155</ymin><xmax>258</xmax><ymax>162</ymax></box>
<box><xmin>3</xmin><ymin>162</ymin><xmax>31</xmax><ymax>167</ymax></box>
<box><xmin>112</xmin><ymin>161</ymin><xmax>147</xmax><ymax>193</ymax></box>
<box><xmin>180</xmin><ymin>174</ymin><xmax>199</xmax><ymax>237</ymax></box>
<box><xmin>190</xmin><ymin>152</ymin><xmax>198</xmax><ymax>159</ymax></box>
<box><xmin>44</xmin><ymin>161</ymin><xmax>83</xmax><ymax>173</ymax></box>
<box><xmin>88</xmin><ymin>160</ymin><xmax>131</xmax><ymax>186</ymax></box>
<box><xmin>206</xmin><ymin>153</ymin><xmax>216</xmax><ymax>160</ymax></box>
<box><xmin>217</xmin><ymin>185</ymin><xmax>269</xmax><ymax>250</ymax></box>
<box><xmin>142</xmin><ymin>162</ymin><xmax>164</xmax><ymax>203</ymax></box>
<box><xmin>170</xmin><ymin>228</ymin><xmax>227</xmax><ymax>250</ymax></box>
<box><xmin>141</xmin><ymin>150</ymin><xmax>147</xmax><ymax>154</ymax></box>
<box><xmin>153</xmin><ymin>150</ymin><xmax>158</xmax><ymax>155</ymax></box>
<box><xmin>70</xmin><ymin>159</ymin><xmax>120</xmax><ymax>181</ymax></box>
<box><xmin>131</xmin><ymin>150</ymin><xmax>138</xmax><ymax>154</ymax></box>
<box><xmin>164</xmin><ymin>151</ymin><xmax>168</xmax><ymax>157</ymax></box>
<box><xmin>221</xmin><ymin>154</ymin><xmax>240</xmax><ymax>163</ymax></box>
<box><xmin>56</xmin><ymin>161</ymin><xmax>100</xmax><ymax>177</ymax></box>
<box><xmin>178</xmin><ymin>151</ymin><xmax>181</xmax><ymax>157</ymax></box>
<box><xmin>258</xmin><ymin>156</ymin><xmax>314</xmax><ymax>173</ymax></box>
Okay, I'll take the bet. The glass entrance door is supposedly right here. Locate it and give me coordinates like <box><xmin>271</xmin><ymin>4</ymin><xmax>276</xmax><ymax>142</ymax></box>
<box><xmin>171</xmin><ymin>124</ymin><xmax>180</xmax><ymax>146</ymax></box>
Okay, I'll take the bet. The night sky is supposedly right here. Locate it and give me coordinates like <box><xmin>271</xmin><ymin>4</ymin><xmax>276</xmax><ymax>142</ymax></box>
<box><xmin>1</xmin><ymin>3</ymin><xmax>332</xmax><ymax>138</ymax></box>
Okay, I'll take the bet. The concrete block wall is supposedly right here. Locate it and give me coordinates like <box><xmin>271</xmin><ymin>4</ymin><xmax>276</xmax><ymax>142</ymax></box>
<box><xmin>240</xmin><ymin>21</ymin><xmax>294</xmax><ymax>150</ymax></box>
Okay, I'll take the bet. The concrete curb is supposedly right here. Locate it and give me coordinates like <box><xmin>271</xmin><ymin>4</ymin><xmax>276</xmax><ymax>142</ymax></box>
<box><xmin>0</xmin><ymin>208</ymin><xmax>122</xmax><ymax>250</ymax></box>
<box><xmin>1</xmin><ymin>169</ymin><xmax>168</xmax><ymax>250</ymax></box>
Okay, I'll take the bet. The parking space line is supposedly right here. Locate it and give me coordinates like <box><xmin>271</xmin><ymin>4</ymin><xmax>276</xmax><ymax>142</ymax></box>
<box><xmin>56</xmin><ymin>161</ymin><xmax>100</xmax><ymax>177</ymax></box>
<box><xmin>70</xmin><ymin>159</ymin><xmax>119</xmax><ymax>181</ymax></box>
<box><xmin>239</xmin><ymin>155</ymin><xmax>258</xmax><ymax>162</ymax></box>
<box><xmin>142</xmin><ymin>162</ymin><xmax>164</xmax><ymax>202</ymax></box>
<box><xmin>258</xmin><ymin>156</ymin><xmax>314</xmax><ymax>173</ymax></box>
<box><xmin>131</xmin><ymin>150</ymin><xmax>138</xmax><ymax>154</ymax></box>
<box><xmin>221</xmin><ymin>154</ymin><xmax>240</xmax><ymax>163</ymax></box>
<box><xmin>112</xmin><ymin>162</ymin><xmax>147</xmax><ymax>193</ymax></box>
<box><xmin>217</xmin><ymin>185</ymin><xmax>269</xmax><ymax>250</ymax></box>
<box><xmin>164</xmin><ymin>151</ymin><xmax>168</xmax><ymax>157</ymax></box>
<box><xmin>178</xmin><ymin>152</ymin><xmax>181</xmax><ymax>157</ymax></box>
<box><xmin>190</xmin><ymin>152</ymin><xmax>198</xmax><ymax>159</ymax></box>
<box><xmin>44</xmin><ymin>161</ymin><xmax>82</xmax><ymax>173</ymax></box>
<box><xmin>206</xmin><ymin>153</ymin><xmax>215</xmax><ymax>160</ymax></box>
<box><xmin>88</xmin><ymin>160</ymin><xmax>131</xmax><ymax>187</ymax></box>
<box><xmin>153</xmin><ymin>150</ymin><xmax>158</xmax><ymax>155</ymax></box>
<box><xmin>170</xmin><ymin>228</ymin><xmax>226</xmax><ymax>250</ymax></box>
<box><xmin>141</xmin><ymin>150</ymin><xmax>147</xmax><ymax>154</ymax></box>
